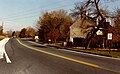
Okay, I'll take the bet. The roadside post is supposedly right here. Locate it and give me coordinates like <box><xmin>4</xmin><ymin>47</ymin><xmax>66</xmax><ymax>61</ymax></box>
<box><xmin>107</xmin><ymin>33</ymin><xmax>112</xmax><ymax>53</ymax></box>
<box><xmin>48</xmin><ymin>39</ymin><xmax>51</xmax><ymax>44</ymax></box>
<box><xmin>96</xmin><ymin>29</ymin><xmax>104</xmax><ymax>48</ymax></box>
<box><xmin>63</xmin><ymin>42</ymin><xmax>67</xmax><ymax>47</ymax></box>
<box><xmin>35</xmin><ymin>36</ymin><xmax>39</xmax><ymax>42</ymax></box>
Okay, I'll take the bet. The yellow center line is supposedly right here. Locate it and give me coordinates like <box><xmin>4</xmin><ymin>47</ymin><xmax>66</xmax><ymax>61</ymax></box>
<box><xmin>16</xmin><ymin>39</ymin><xmax>120</xmax><ymax>73</ymax></box>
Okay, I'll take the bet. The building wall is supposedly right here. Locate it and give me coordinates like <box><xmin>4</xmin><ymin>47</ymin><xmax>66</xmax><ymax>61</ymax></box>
<box><xmin>70</xmin><ymin>27</ymin><xmax>86</xmax><ymax>42</ymax></box>
<box><xmin>69</xmin><ymin>17</ymin><xmax>95</xmax><ymax>42</ymax></box>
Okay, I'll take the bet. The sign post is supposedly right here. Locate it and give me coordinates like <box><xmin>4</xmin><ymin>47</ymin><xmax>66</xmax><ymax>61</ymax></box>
<box><xmin>107</xmin><ymin>33</ymin><xmax>112</xmax><ymax>53</ymax></box>
<box><xmin>107</xmin><ymin>33</ymin><xmax>112</xmax><ymax>40</ymax></box>
<box><xmin>35</xmin><ymin>36</ymin><xmax>39</xmax><ymax>42</ymax></box>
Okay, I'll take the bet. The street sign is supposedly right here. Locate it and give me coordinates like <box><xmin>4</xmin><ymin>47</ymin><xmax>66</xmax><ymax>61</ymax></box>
<box><xmin>35</xmin><ymin>36</ymin><xmax>39</xmax><ymax>42</ymax></box>
<box><xmin>107</xmin><ymin>33</ymin><xmax>112</xmax><ymax>40</ymax></box>
<box><xmin>35</xmin><ymin>36</ymin><xmax>39</xmax><ymax>39</ymax></box>
<box><xmin>96</xmin><ymin>30</ymin><xmax>103</xmax><ymax>35</ymax></box>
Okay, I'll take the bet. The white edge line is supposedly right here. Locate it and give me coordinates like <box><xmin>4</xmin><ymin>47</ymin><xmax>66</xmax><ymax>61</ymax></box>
<box><xmin>59</xmin><ymin>49</ymin><xmax>120</xmax><ymax>61</ymax></box>
<box><xmin>27</xmin><ymin>41</ymin><xmax>120</xmax><ymax>61</ymax></box>
<box><xmin>2</xmin><ymin>38</ymin><xmax>12</xmax><ymax>64</ymax></box>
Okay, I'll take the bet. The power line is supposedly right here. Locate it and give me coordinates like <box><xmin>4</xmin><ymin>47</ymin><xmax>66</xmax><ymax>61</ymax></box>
<box><xmin>5</xmin><ymin>0</ymin><xmax>118</xmax><ymax>21</ymax></box>
<box><xmin>4</xmin><ymin>3</ymin><xmax>75</xmax><ymax>21</ymax></box>
<box><xmin>2</xmin><ymin>0</ymin><xmax>119</xmax><ymax>21</ymax></box>
<box><xmin>2</xmin><ymin>0</ymin><xmax>69</xmax><ymax>19</ymax></box>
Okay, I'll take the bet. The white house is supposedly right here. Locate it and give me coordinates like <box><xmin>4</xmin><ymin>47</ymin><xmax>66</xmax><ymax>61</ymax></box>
<box><xmin>70</xmin><ymin>17</ymin><xmax>96</xmax><ymax>42</ymax></box>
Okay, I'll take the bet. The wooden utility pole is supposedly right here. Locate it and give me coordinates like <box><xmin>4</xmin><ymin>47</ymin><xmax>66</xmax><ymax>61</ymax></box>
<box><xmin>0</xmin><ymin>21</ymin><xmax>3</xmax><ymax>35</ymax></box>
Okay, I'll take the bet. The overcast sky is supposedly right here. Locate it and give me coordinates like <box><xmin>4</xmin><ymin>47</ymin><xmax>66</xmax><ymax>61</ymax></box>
<box><xmin>0</xmin><ymin>0</ymin><xmax>120</xmax><ymax>32</ymax></box>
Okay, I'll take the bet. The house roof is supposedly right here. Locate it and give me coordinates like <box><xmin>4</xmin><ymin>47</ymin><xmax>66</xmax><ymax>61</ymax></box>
<box><xmin>70</xmin><ymin>16</ymin><xmax>96</xmax><ymax>38</ymax></box>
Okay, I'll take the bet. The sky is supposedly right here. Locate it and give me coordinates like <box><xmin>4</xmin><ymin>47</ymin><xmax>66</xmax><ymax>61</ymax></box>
<box><xmin>0</xmin><ymin>0</ymin><xmax>120</xmax><ymax>32</ymax></box>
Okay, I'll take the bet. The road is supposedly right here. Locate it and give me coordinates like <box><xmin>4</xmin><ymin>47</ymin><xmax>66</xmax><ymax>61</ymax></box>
<box><xmin>0</xmin><ymin>38</ymin><xmax>120</xmax><ymax>74</ymax></box>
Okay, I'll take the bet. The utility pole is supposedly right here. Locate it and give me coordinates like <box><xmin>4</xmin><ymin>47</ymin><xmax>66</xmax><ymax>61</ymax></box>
<box><xmin>0</xmin><ymin>21</ymin><xmax>3</xmax><ymax>35</ymax></box>
<box><xmin>1</xmin><ymin>21</ymin><xmax>3</xmax><ymax>35</ymax></box>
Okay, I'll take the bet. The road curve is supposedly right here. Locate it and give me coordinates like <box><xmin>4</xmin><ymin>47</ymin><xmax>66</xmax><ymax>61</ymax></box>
<box><xmin>0</xmin><ymin>38</ymin><xmax>120</xmax><ymax>74</ymax></box>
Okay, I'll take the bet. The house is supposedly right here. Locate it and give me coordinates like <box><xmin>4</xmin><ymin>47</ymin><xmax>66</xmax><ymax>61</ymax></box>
<box><xmin>105</xmin><ymin>22</ymin><xmax>120</xmax><ymax>48</ymax></box>
<box><xmin>69</xmin><ymin>16</ymin><xmax>96</xmax><ymax>46</ymax></box>
<box><xmin>84</xmin><ymin>21</ymin><xmax>120</xmax><ymax>48</ymax></box>
<box><xmin>70</xmin><ymin>14</ymin><xmax>120</xmax><ymax>48</ymax></box>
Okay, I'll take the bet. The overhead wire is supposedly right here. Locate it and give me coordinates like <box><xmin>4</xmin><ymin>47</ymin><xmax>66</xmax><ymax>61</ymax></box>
<box><xmin>4</xmin><ymin>0</ymin><xmax>118</xmax><ymax>21</ymax></box>
<box><xmin>2</xmin><ymin>0</ymin><xmax>70</xmax><ymax>20</ymax></box>
<box><xmin>4</xmin><ymin>2</ymin><xmax>76</xmax><ymax>21</ymax></box>
<box><xmin>2</xmin><ymin>0</ymin><xmax>119</xmax><ymax>21</ymax></box>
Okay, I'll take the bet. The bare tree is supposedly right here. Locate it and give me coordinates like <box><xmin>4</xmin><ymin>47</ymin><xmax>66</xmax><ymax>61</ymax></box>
<box><xmin>71</xmin><ymin>0</ymin><xmax>116</xmax><ymax>49</ymax></box>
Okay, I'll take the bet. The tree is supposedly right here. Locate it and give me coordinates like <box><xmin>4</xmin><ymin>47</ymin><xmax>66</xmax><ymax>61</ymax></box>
<box><xmin>12</xmin><ymin>31</ymin><xmax>15</xmax><ymax>37</ymax></box>
<box><xmin>14</xmin><ymin>31</ymin><xmax>20</xmax><ymax>38</ymax></box>
<box><xmin>112</xmin><ymin>8</ymin><xmax>120</xmax><ymax>41</ymax></box>
<box><xmin>37</xmin><ymin>9</ymin><xmax>73</xmax><ymax>43</ymax></box>
<box><xmin>25</xmin><ymin>27</ymin><xmax>36</xmax><ymax>38</ymax></box>
<box><xmin>71</xmin><ymin>0</ymin><xmax>116</xmax><ymax>49</ymax></box>
<box><xmin>6</xmin><ymin>29</ymin><xmax>13</xmax><ymax>37</ymax></box>
<box><xmin>19</xmin><ymin>28</ymin><xmax>26</xmax><ymax>38</ymax></box>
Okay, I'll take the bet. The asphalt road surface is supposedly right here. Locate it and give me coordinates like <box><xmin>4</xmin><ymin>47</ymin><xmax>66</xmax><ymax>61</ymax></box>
<box><xmin>0</xmin><ymin>38</ymin><xmax>120</xmax><ymax>74</ymax></box>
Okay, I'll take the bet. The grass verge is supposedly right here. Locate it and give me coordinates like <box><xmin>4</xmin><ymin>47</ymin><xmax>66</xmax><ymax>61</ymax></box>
<box><xmin>26</xmin><ymin>39</ymin><xmax>120</xmax><ymax>59</ymax></box>
<box><xmin>71</xmin><ymin>48</ymin><xmax>120</xmax><ymax>58</ymax></box>
<box><xmin>47</xmin><ymin>44</ymin><xmax>120</xmax><ymax>58</ymax></box>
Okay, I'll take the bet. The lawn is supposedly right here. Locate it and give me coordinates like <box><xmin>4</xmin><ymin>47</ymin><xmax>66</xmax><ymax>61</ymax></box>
<box><xmin>27</xmin><ymin>39</ymin><xmax>120</xmax><ymax>58</ymax></box>
<box><xmin>46</xmin><ymin>43</ymin><xmax>120</xmax><ymax>58</ymax></box>
<box><xmin>71</xmin><ymin>48</ymin><xmax>120</xmax><ymax>58</ymax></box>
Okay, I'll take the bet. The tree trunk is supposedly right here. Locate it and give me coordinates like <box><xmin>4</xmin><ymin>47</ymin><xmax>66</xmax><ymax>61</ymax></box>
<box><xmin>85</xmin><ymin>19</ymin><xmax>105</xmax><ymax>49</ymax></box>
<box><xmin>54</xmin><ymin>39</ymin><xmax>57</xmax><ymax>44</ymax></box>
<box><xmin>85</xmin><ymin>0</ymin><xmax>106</xmax><ymax>49</ymax></box>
